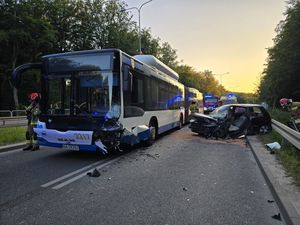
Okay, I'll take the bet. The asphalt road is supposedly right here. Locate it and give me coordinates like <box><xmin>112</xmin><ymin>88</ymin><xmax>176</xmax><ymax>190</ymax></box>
<box><xmin>0</xmin><ymin>127</ymin><xmax>284</xmax><ymax>225</ymax></box>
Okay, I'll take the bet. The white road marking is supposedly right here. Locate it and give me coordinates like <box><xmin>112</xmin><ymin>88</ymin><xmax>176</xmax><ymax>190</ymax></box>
<box><xmin>0</xmin><ymin>149</ymin><xmax>22</xmax><ymax>156</ymax></box>
<box><xmin>52</xmin><ymin>158</ymin><xmax>119</xmax><ymax>190</ymax></box>
<box><xmin>41</xmin><ymin>160</ymin><xmax>106</xmax><ymax>188</ymax></box>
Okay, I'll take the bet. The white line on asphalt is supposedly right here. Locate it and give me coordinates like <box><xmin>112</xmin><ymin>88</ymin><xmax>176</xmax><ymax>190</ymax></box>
<box><xmin>0</xmin><ymin>149</ymin><xmax>22</xmax><ymax>156</ymax></box>
<box><xmin>41</xmin><ymin>160</ymin><xmax>105</xmax><ymax>188</ymax></box>
<box><xmin>52</xmin><ymin>158</ymin><xmax>119</xmax><ymax>190</ymax></box>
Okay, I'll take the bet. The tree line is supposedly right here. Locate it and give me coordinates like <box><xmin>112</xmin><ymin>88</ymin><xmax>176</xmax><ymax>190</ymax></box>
<box><xmin>258</xmin><ymin>0</ymin><xmax>300</xmax><ymax>107</ymax></box>
<box><xmin>0</xmin><ymin>0</ymin><xmax>228</xmax><ymax>110</ymax></box>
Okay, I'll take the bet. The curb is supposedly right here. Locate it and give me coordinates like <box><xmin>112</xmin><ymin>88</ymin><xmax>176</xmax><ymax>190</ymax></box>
<box><xmin>0</xmin><ymin>142</ymin><xmax>26</xmax><ymax>153</ymax></box>
<box><xmin>247</xmin><ymin>135</ymin><xmax>300</xmax><ymax>225</ymax></box>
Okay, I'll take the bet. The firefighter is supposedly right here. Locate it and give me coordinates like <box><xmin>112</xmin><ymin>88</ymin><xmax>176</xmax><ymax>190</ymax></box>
<box><xmin>23</xmin><ymin>92</ymin><xmax>41</xmax><ymax>151</ymax></box>
<box><xmin>279</xmin><ymin>98</ymin><xmax>300</xmax><ymax>117</ymax></box>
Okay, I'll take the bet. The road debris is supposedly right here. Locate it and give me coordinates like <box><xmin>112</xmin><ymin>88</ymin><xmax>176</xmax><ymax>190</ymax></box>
<box><xmin>140</xmin><ymin>153</ymin><xmax>158</xmax><ymax>160</ymax></box>
<box><xmin>87</xmin><ymin>169</ymin><xmax>101</xmax><ymax>177</ymax></box>
<box><xmin>183</xmin><ymin>187</ymin><xmax>188</xmax><ymax>191</ymax></box>
<box><xmin>267</xmin><ymin>200</ymin><xmax>275</xmax><ymax>203</ymax></box>
<box><xmin>265</xmin><ymin>142</ymin><xmax>281</xmax><ymax>150</ymax></box>
<box><xmin>271</xmin><ymin>213</ymin><xmax>281</xmax><ymax>221</ymax></box>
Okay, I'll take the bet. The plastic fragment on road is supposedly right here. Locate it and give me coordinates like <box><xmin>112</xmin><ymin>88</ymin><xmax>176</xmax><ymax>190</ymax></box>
<box><xmin>95</xmin><ymin>140</ymin><xmax>107</xmax><ymax>155</ymax></box>
<box><xmin>271</xmin><ymin>213</ymin><xmax>281</xmax><ymax>221</ymax></box>
<box><xmin>265</xmin><ymin>142</ymin><xmax>281</xmax><ymax>150</ymax></box>
<box><xmin>87</xmin><ymin>169</ymin><xmax>101</xmax><ymax>177</ymax></box>
<box><xmin>183</xmin><ymin>187</ymin><xmax>188</xmax><ymax>191</ymax></box>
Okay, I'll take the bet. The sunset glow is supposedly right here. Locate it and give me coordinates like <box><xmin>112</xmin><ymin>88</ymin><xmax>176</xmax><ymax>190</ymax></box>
<box><xmin>124</xmin><ymin>0</ymin><xmax>286</xmax><ymax>93</ymax></box>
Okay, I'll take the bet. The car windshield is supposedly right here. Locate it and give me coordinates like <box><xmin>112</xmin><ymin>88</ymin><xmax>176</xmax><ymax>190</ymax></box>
<box><xmin>210</xmin><ymin>105</ymin><xmax>230</xmax><ymax>118</ymax></box>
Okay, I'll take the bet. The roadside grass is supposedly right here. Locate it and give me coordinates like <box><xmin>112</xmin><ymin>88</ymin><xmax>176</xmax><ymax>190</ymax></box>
<box><xmin>268</xmin><ymin>108</ymin><xmax>290</xmax><ymax>124</ymax></box>
<box><xmin>0</xmin><ymin>127</ymin><xmax>26</xmax><ymax>146</ymax></box>
<box><xmin>259</xmin><ymin>131</ymin><xmax>300</xmax><ymax>187</ymax></box>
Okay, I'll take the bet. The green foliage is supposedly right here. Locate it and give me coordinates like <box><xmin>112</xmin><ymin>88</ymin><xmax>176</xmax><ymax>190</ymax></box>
<box><xmin>0</xmin><ymin>0</ymin><xmax>230</xmax><ymax>109</ymax></box>
<box><xmin>268</xmin><ymin>108</ymin><xmax>291</xmax><ymax>124</ymax></box>
<box><xmin>176</xmin><ymin>65</ymin><xmax>226</xmax><ymax>96</ymax></box>
<box><xmin>0</xmin><ymin>127</ymin><xmax>26</xmax><ymax>146</ymax></box>
<box><xmin>234</xmin><ymin>92</ymin><xmax>258</xmax><ymax>103</ymax></box>
<box><xmin>258</xmin><ymin>1</ymin><xmax>300</xmax><ymax>106</ymax></box>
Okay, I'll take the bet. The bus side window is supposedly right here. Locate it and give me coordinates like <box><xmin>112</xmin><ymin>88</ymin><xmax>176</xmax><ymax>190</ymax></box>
<box><xmin>132</xmin><ymin>70</ymin><xmax>145</xmax><ymax>108</ymax></box>
<box><xmin>123</xmin><ymin>65</ymin><xmax>132</xmax><ymax>92</ymax></box>
<box><xmin>123</xmin><ymin>66</ymin><xmax>145</xmax><ymax>118</ymax></box>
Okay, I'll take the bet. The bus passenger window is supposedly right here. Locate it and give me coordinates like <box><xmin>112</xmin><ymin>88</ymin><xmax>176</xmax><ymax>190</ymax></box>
<box><xmin>123</xmin><ymin>65</ymin><xmax>132</xmax><ymax>92</ymax></box>
<box><xmin>123</xmin><ymin>68</ymin><xmax>145</xmax><ymax>117</ymax></box>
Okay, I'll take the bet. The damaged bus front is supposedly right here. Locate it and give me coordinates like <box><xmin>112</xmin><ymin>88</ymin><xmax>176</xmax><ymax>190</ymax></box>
<box><xmin>13</xmin><ymin>49</ymin><xmax>125</xmax><ymax>154</ymax></box>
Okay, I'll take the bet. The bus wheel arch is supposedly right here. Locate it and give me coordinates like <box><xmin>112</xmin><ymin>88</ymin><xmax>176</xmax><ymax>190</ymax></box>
<box><xmin>178</xmin><ymin>113</ymin><xmax>183</xmax><ymax>129</ymax></box>
<box><xmin>145</xmin><ymin>117</ymin><xmax>158</xmax><ymax>146</ymax></box>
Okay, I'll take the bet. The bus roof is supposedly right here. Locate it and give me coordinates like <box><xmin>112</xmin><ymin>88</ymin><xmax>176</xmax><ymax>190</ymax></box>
<box><xmin>133</xmin><ymin>55</ymin><xmax>179</xmax><ymax>81</ymax></box>
<box><xmin>42</xmin><ymin>48</ymin><xmax>184</xmax><ymax>89</ymax></box>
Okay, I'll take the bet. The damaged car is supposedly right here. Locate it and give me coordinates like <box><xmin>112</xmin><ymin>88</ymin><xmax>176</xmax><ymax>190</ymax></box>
<box><xmin>189</xmin><ymin>104</ymin><xmax>272</xmax><ymax>138</ymax></box>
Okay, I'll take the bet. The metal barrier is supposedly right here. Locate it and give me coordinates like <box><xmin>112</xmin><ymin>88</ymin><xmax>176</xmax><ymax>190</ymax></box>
<box><xmin>12</xmin><ymin>110</ymin><xmax>26</xmax><ymax>117</ymax></box>
<box><xmin>0</xmin><ymin>110</ymin><xmax>13</xmax><ymax>117</ymax></box>
<box><xmin>272</xmin><ymin>119</ymin><xmax>300</xmax><ymax>149</ymax></box>
<box><xmin>0</xmin><ymin>110</ymin><xmax>26</xmax><ymax>117</ymax></box>
<box><xmin>0</xmin><ymin>116</ymin><xmax>27</xmax><ymax>128</ymax></box>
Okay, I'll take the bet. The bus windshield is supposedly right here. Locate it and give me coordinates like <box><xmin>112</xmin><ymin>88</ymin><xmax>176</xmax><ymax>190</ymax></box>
<box><xmin>47</xmin><ymin>72</ymin><xmax>120</xmax><ymax>118</ymax></box>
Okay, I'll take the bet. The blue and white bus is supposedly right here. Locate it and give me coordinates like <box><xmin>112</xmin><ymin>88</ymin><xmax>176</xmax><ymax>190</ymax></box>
<box><xmin>184</xmin><ymin>87</ymin><xmax>203</xmax><ymax>123</ymax></box>
<box><xmin>12</xmin><ymin>49</ymin><xmax>185</xmax><ymax>154</ymax></box>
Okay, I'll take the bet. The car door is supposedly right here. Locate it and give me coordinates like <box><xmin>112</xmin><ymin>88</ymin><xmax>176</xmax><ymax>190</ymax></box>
<box><xmin>249</xmin><ymin>106</ymin><xmax>266</xmax><ymax>132</ymax></box>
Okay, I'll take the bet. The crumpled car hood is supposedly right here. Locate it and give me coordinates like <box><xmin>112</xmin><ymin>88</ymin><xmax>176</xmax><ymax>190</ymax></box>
<box><xmin>192</xmin><ymin>113</ymin><xmax>218</xmax><ymax>122</ymax></box>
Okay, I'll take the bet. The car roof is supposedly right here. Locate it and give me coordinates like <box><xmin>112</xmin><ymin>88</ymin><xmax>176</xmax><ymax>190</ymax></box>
<box><xmin>226</xmin><ymin>104</ymin><xmax>263</xmax><ymax>108</ymax></box>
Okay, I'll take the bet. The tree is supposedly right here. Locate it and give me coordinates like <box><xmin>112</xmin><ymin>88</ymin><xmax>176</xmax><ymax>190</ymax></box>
<box><xmin>176</xmin><ymin>65</ymin><xmax>226</xmax><ymax>96</ymax></box>
<box><xmin>0</xmin><ymin>0</ymin><xmax>55</xmax><ymax>108</ymax></box>
<box><xmin>258</xmin><ymin>1</ymin><xmax>300</xmax><ymax>106</ymax></box>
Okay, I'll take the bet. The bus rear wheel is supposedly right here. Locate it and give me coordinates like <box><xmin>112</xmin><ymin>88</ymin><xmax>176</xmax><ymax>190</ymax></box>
<box><xmin>145</xmin><ymin>121</ymin><xmax>157</xmax><ymax>146</ymax></box>
<box><xmin>177</xmin><ymin>114</ymin><xmax>183</xmax><ymax>130</ymax></box>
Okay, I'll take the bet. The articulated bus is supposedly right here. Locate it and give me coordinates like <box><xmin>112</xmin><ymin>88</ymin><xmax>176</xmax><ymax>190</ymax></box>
<box><xmin>13</xmin><ymin>49</ymin><xmax>185</xmax><ymax>154</ymax></box>
<box><xmin>184</xmin><ymin>87</ymin><xmax>203</xmax><ymax>123</ymax></box>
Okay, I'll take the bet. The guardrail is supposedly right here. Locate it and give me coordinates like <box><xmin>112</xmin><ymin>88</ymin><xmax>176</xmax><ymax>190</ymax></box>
<box><xmin>271</xmin><ymin>119</ymin><xmax>300</xmax><ymax>149</ymax></box>
<box><xmin>0</xmin><ymin>110</ymin><xmax>26</xmax><ymax>117</ymax></box>
<box><xmin>0</xmin><ymin>116</ymin><xmax>27</xmax><ymax>128</ymax></box>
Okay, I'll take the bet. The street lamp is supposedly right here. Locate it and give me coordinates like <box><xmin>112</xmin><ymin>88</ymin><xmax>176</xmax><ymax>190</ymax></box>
<box><xmin>123</xmin><ymin>0</ymin><xmax>153</xmax><ymax>54</ymax></box>
<box><xmin>213</xmin><ymin>72</ymin><xmax>229</xmax><ymax>86</ymax></box>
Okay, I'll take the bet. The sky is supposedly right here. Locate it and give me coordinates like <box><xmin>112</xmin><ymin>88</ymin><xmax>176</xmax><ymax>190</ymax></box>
<box><xmin>122</xmin><ymin>0</ymin><xmax>287</xmax><ymax>93</ymax></box>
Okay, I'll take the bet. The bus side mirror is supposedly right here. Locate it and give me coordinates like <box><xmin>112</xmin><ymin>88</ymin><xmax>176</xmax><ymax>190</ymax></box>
<box><xmin>123</xmin><ymin>65</ymin><xmax>133</xmax><ymax>92</ymax></box>
<box><xmin>12</xmin><ymin>63</ymin><xmax>41</xmax><ymax>89</ymax></box>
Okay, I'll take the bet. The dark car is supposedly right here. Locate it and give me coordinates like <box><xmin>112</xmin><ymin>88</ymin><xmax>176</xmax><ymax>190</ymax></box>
<box><xmin>189</xmin><ymin>104</ymin><xmax>272</xmax><ymax>136</ymax></box>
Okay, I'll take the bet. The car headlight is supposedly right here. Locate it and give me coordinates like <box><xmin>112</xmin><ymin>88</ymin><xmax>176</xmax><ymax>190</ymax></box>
<box><xmin>204</xmin><ymin>107</ymin><xmax>207</xmax><ymax>111</ymax></box>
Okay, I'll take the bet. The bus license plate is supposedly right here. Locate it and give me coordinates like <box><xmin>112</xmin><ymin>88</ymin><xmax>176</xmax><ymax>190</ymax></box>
<box><xmin>63</xmin><ymin>144</ymin><xmax>79</xmax><ymax>151</ymax></box>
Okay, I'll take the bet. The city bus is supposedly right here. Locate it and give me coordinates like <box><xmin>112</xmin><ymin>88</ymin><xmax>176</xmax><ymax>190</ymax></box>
<box><xmin>184</xmin><ymin>87</ymin><xmax>203</xmax><ymax>123</ymax></box>
<box><xmin>12</xmin><ymin>49</ymin><xmax>185</xmax><ymax>154</ymax></box>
